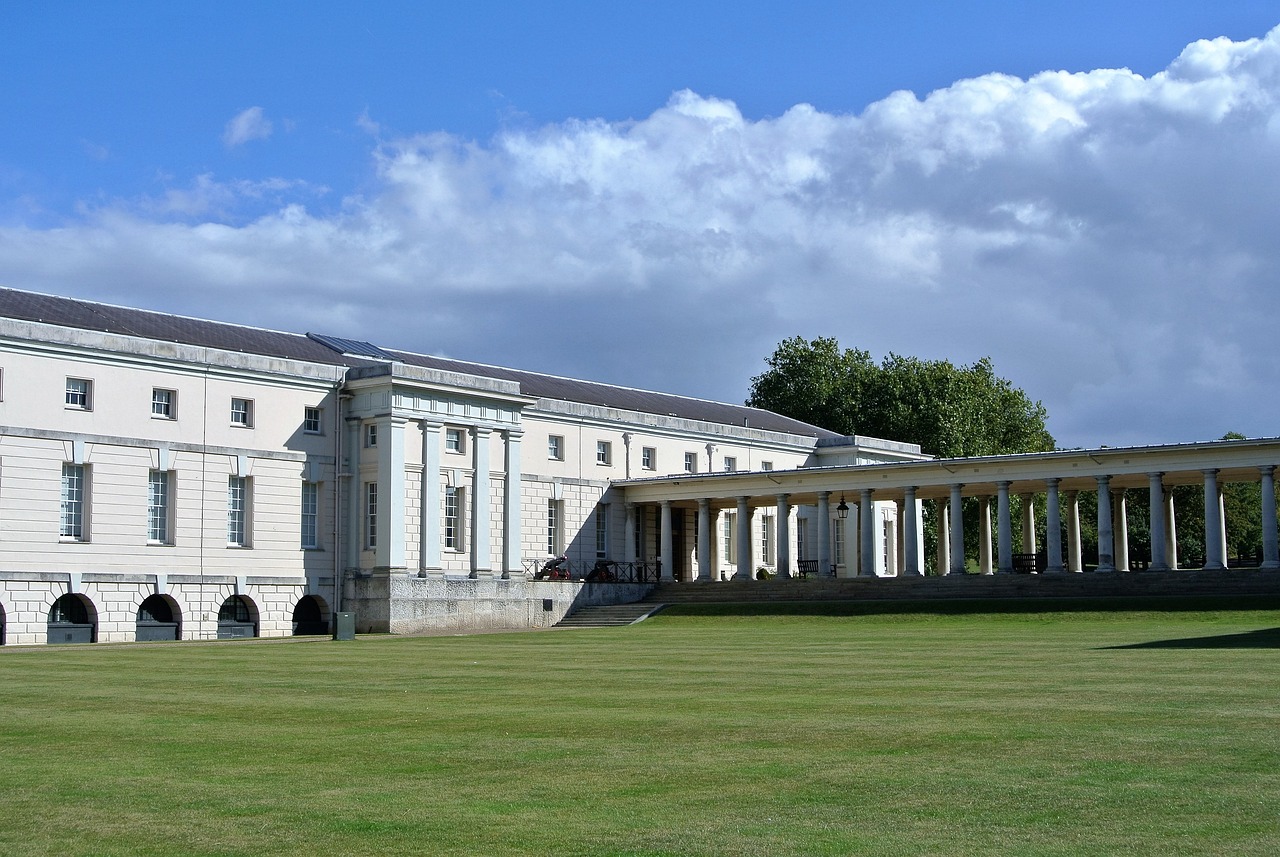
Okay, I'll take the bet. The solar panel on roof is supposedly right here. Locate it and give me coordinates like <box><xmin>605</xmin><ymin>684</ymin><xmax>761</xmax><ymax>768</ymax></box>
<box><xmin>306</xmin><ymin>332</ymin><xmax>397</xmax><ymax>361</ymax></box>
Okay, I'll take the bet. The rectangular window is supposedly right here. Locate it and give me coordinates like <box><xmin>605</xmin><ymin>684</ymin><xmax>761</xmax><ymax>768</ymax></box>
<box><xmin>548</xmin><ymin>435</ymin><xmax>564</xmax><ymax>460</ymax></box>
<box><xmin>231</xmin><ymin>397</ymin><xmax>253</xmax><ymax>427</ymax></box>
<box><xmin>833</xmin><ymin>518</ymin><xmax>845</xmax><ymax>567</ymax></box>
<box><xmin>761</xmin><ymin>461</ymin><xmax>773</xmax><ymax>471</ymax></box>
<box><xmin>641</xmin><ymin>447</ymin><xmax>656</xmax><ymax>470</ymax></box>
<box><xmin>365</xmin><ymin>482</ymin><xmax>378</xmax><ymax>549</ymax></box>
<box><xmin>444</xmin><ymin>487</ymin><xmax>464</xmax><ymax>551</ymax></box>
<box><xmin>151</xmin><ymin>388</ymin><xmax>176</xmax><ymax>419</ymax></box>
<box><xmin>723</xmin><ymin>512</ymin><xmax>736</xmax><ymax>564</ymax></box>
<box><xmin>547</xmin><ymin>499</ymin><xmax>562</xmax><ymax>555</ymax></box>
<box><xmin>365</xmin><ymin>423</ymin><xmax>378</xmax><ymax>448</ymax></box>
<box><xmin>596</xmin><ymin>440</ymin><xmax>612</xmax><ymax>466</ymax></box>
<box><xmin>684</xmin><ymin>452</ymin><xmax>697</xmax><ymax>473</ymax></box>
<box><xmin>301</xmin><ymin>481</ymin><xmax>319</xmax><ymax>548</ymax></box>
<box><xmin>147</xmin><ymin>470</ymin><xmax>171</xmax><ymax>544</ymax></box>
<box><xmin>60</xmin><ymin>463</ymin><xmax>87</xmax><ymax>540</ymax></box>
<box><xmin>65</xmin><ymin>377</ymin><xmax>92</xmax><ymax>410</ymax></box>
<box><xmin>761</xmin><ymin>514</ymin><xmax>775</xmax><ymax>566</ymax></box>
<box><xmin>227</xmin><ymin>476</ymin><xmax>249</xmax><ymax>546</ymax></box>
<box><xmin>445</xmin><ymin>428</ymin><xmax>464</xmax><ymax>453</ymax></box>
<box><xmin>595</xmin><ymin>504</ymin><xmax>608</xmax><ymax>557</ymax></box>
<box><xmin>303</xmin><ymin>407</ymin><xmax>323</xmax><ymax>434</ymax></box>
<box><xmin>724</xmin><ymin>456</ymin><xmax>737</xmax><ymax>472</ymax></box>
<box><xmin>797</xmin><ymin>519</ymin><xmax>807</xmax><ymax>562</ymax></box>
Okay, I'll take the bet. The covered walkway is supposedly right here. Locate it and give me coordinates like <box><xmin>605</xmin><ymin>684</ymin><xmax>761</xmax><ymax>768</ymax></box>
<box><xmin>616</xmin><ymin>437</ymin><xmax>1280</xmax><ymax>581</ymax></box>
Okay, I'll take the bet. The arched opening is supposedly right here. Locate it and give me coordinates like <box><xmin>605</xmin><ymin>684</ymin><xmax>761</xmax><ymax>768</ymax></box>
<box><xmin>0</xmin><ymin>601</ymin><xmax>6</xmax><ymax>646</ymax></box>
<box><xmin>216</xmin><ymin>595</ymin><xmax>258</xmax><ymax>639</ymax></box>
<box><xmin>48</xmin><ymin>594</ymin><xmax>97</xmax><ymax>644</ymax></box>
<box><xmin>136</xmin><ymin>594</ymin><xmax>182</xmax><ymax>642</ymax></box>
<box><xmin>292</xmin><ymin>595</ymin><xmax>330</xmax><ymax>636</ymax></box>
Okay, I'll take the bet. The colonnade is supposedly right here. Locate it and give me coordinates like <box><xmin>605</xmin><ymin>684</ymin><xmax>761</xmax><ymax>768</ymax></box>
<box><xmin>618</xmin><ymin>448</ymin><xmax>1280</xmax><ymax>580</ymax></box>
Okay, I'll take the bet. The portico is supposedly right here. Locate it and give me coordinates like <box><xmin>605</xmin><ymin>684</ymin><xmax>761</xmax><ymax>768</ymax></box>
<box><xmin>617</xmin><ymin>437</ymin><xmax>1280</xmax><ymax>580</ymax></box>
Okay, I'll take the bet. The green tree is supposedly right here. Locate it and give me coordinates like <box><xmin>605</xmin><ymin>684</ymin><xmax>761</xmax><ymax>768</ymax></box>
<box><xmin>747</xmin><ymin>338</ymin><xmax>1054</xmax><ymax>457</ymax></box>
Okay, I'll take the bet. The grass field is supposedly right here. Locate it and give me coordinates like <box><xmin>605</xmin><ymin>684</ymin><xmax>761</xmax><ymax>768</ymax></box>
<box><xmin>2</xmin><ymin>605</ymin><xmax>1278</xmax><ymax>856</ymax></box>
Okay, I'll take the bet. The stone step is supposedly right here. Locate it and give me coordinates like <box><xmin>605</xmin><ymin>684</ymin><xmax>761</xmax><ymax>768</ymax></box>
<box><xmin>555</xmin><ymin>603</ymin><xmax>664</xmax><ymax>628</ymax></box>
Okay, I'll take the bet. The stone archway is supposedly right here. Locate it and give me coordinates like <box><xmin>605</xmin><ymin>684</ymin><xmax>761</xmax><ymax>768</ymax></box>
<box><xmin>292</xmin><ymin>595</ymin><xmax>330</xmax><ymax>636</ymax></box>
<box><xmin>48</xmin><ymin>593</ymin><xmax>97</xmax><ymax>644</ymax></box>
<box><xmin>216</xmin><ymin>595</ymin><xmax>258</xmax><ymax>639</ymax></box>
<box><xmin>136</xmin><ymin>594</ymin><xmax>182</xmax><ymax>641</ymax></box>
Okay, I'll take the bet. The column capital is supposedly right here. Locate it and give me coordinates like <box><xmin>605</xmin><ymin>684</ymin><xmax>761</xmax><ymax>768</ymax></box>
<box><xmin>1045</xmin><ymin>476</ymin><xmax>1061</xmax><ymax>488</ymax></box>
<box><xmin>1260</xmin><ymin>464</ymin><xmax>1276</xmax><ymax>477</ymax></box>
<box><xmin>472</xmin><ymin>425</ymin><xmax>492</xmax><ymax>437</ymax></box>
<box><xmin>502</xmin><ymin>427</ymin><xmax>524</xmax><ymax>440</ymax></box>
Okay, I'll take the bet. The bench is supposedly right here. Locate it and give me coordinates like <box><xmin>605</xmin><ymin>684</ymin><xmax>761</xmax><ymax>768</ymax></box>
<box><xmin>797</xmin><ymin>560</ymin><xmax>819</xmax><ymax>578</ymax></box>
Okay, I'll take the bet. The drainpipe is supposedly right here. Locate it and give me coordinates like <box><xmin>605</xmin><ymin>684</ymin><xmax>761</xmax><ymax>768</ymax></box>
<box><xmin>334</xmin><ymin>389</ymin><xmax>353</xmax><ymax>618</ymax></box>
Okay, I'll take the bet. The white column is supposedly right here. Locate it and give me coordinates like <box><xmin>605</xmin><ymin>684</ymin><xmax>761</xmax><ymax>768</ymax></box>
<box><xmin>860</xmin><ymin>488</ymin><xmax>877</xmax><ymax>577</ymax></box>
<box><xmin>979</xmin><ymin>495</ymin><xmax>993</xmax><ymax>575</ymax></box>
<box><xmin>469</xmin><ymin>426</ymin><xmax>492</xmax><ymax>578</ymax></box>
<box><xmin>1044</xmin><ymin>478</ymin><xmax>1063</xmax><ymax>574</ymax></box>
<box><xmin>902</xmin><ymin>487</ymin><xmax>921</xmax><ymax>576</ymax></box>
<box><xmin>1066</xmin><ymin>490</ymin><xmax>1082</xmax><ymax>573</ymax></box>
<box><xmin>776</xmin><ymin>494</ymin><xmax>792</xmax><ymax>578</ymax></box>
<box><xmin>817</xmin><ymin>492</ymin><xmax>832</xmax><ymax>577</ymax></box>
<box><xmin>420</xmin><ymin>420</ymin><xmax>442</xmax><ymax>574</ymax></box>
<box><xmin>502</xmin><ymin>429</ymin><xmax>522</xmax><ymax>577</ymax></box>
<box><xmin>660</xmin><ymin>500</ymin><xmax>674</xmax><ymax>582</ymax></box>
<box><xmin>735</xmin><ymin>497</ymin><xmax>752</xmax><ymax>580</ymax></box>
<box><xmin>697</xmin><ymin>499</ymin><xmax>712</xmax><ymax>581</ymax></box>
<box><xmin>936</xmin><ymin>500</ymin><xmax>951</xmax><ymax>575</ymax></box>
<box><xmin>1096</xmin><ymin>475</ymin><xmax>1115</xmax><ymax>572</ymax></box>
<box><xmin>346</xmin><ymin>416</ymin><xmax>363</xmax><ymax>572</ymax></box>
<box><xmin>624</xmin><ymin>504</ymin><xmax>637</xmax><ymax>564</ymax></box>
<box><xmin>1165</xmin><ymin>490</ymin><xmax>1179</xmax><ymax>570</ymax></box>
<box><xmin>377</xmin><ymin>416</ymin><xmax>408</xmax><ymax>571</ymax></box>
<box><xmin>948</xmin><ymin>484</ymin><xmax>965</xmax><ymax>576</ymax></box>
<box><xmin>1020</xmin><ymin>493</ymin><xmax>1037</xmax><ymax>554</ymax></box>
<box><xmin>1218</xmin><ymin>488</ymin><xmax>1229</xmax><ymax>566</ymax></box>
<box><xmin>1148</xmin><ymin>473</ymin><xmax>1168</xmax><ymax>571</ymax></box>
<box><xmin>1203</xmin><ymin>469</ymin><xmax>1225</xmax><ymax>569</ymax></box>
<box><xmin>996</xmin><ymin>481</ymin><xmax>1013</xmax><ymax>574</ymax></box>
<box><xmin>1113</xmin><ymin>490</ymin><xmax>1129</xmax><ymax>572</ymax></box>
<box><xmin>1261</xmin><ymin>466</ymin><xmax>1279</xmax><ymax>569</ymax></box>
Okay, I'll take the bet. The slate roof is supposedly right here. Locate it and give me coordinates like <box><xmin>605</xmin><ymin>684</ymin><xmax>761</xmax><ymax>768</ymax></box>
<box><xmin>0</xmin><ymin>286</ymin><xmax>838</xmax><ymax>439</ymax></box>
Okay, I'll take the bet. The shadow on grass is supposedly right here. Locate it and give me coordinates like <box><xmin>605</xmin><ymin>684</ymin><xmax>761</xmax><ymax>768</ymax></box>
<box><xmin>1102</xmin><ymin>627</ymin><xmax>1280</xmax><ymax>649</ymax></box>
<box><xmin>659</xmin><ymin>595</ymin><xmax>1280</xmax><ymax>619</ymax></box>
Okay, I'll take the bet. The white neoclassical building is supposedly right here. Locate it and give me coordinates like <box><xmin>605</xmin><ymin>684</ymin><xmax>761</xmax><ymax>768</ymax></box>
<box><xmin>2</xmin><ymin>286</ymin><xmax>1277</xmax><ymax>645</ymax></box>
<box><xmin>0</xmin><ymin>287</ymin><xmax>921</xmax><ymax>644</ymax></box>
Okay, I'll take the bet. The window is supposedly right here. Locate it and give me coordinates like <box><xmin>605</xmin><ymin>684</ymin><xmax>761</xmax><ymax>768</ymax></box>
<box><xmin>444</xmin><ymin>487</ymin><xmax>464</xmax><ymax>550</ymax></box>
<box><xmin>761</xmin><ymin>514</ymin><xmax>775</xmax><ymax>566</ymax></box>
<box><xmin>724</xmin><ymin>456</ymin><xmax>737</xmax><ymax>472</ymax></box>
<box><xmin>684</xmin><ymin>452</ymin><xmax>697</xmax><ymax>474</ymax></box>
<box><xmin>151</xmin><ymin>388</ymin><xmax>176</xmax><ymax>419</ymax></box>
<box><xmin>833</xmin><ymin>518</ymin><xmax>845</xmax><ymax>567</ymax></box>
<box><xmin>303</xmin><ymin>407</ymin><xmax>323</xmax><ymax>434</ymax></box>
<box><xmin>65</xmin><ymin>378</ymin><xmax>92</xmax><ymax>410</ymax></box>
<box><xmin>147</xmin><ymin>470</ymin><xmax>171</xmax><ymax>544</ymax></box>
<box><xmin>301</xmin><ymin>481</ymin><xmax>319</xmax><ymax>549</ymax></box>
<box><xmin>547</xmin><ymin>500</ymin><xmax>562</xmax><ymax>555</ymax></box>
<box><xmin>761</xmin><ymin>461</ymin><xmax>773</xmax><ymax>471</ymax></box>
<box><xmin>231</xmin><ymin>397</ymin><xmax>253</xmax><ymax>427</ymax></box>
<box><xmin>60</xmin><ymin>463</ymin><xmax>87</xmax><ymax>540</ymax></box>
<box><xmin>445</xmin><ymin>428</ymin><xmax>464</xmax><ymax>453</ymax></box>
<box><xmin>595</xmin><ymin>504</ymin><xmax>608</xmax><ymax>557</ymax></box>
<box><xmin>797</xmin><ymin>521</ymin><xmax>807</xmax><ymax>562</ymax></box>
<box><xmin>596</xmin><ymin>440</ymin><xmax>612</xmax><ymax>466</ymax></box>
<box><xmin>548</xmin><ymin>435</ymin><xmax>564</xmax><ymax>460</ymax></box>
<box><xmin>365</xmin><ymin>423</ymin><xmax>378</xmax><ymax>448</ymax></box>
<box><xmin>641</xmin><ymin>447</ymin><xmax>656</xmax><ymax>470</ymax></box>
<box><xmin>364</xmin><ymin>482</ymin><xmax>378</xmax><ymax>549</ymax></box>
<box><xmin>227</xmin><ymin>476</ymin><xmax>249</xmax><ymax>546</ymax></box>
<box><xmin>723</xmin><ymin>513</ymin><xmax>735</xmax><ymax>564</ymax></box>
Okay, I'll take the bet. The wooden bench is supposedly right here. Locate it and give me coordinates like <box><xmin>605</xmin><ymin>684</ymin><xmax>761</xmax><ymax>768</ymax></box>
<box><xmin>797</xmin><ymin>559</ymin><xmax>820</xmax><ymax>579</ymax></box>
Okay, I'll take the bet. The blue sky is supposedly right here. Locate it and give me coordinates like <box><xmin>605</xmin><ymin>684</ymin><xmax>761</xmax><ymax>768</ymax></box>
<box><xmin>3</xmin><ymin>2</ymin><xmax>1280</xmax><ymax>448</ymax></box>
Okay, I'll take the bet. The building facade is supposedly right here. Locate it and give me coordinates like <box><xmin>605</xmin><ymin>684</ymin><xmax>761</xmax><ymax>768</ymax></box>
<box><xmin>0</xmin><ymin>288</ymin><xmax>918</xmax><ymax>644</ymax></box>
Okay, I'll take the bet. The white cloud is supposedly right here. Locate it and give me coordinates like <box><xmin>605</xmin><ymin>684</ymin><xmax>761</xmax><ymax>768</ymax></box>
<box><xmin>222</xmin><ymin>106</ymin><xmax>274</xmax><ymax>147</ymax></box>
<box><xmin>3</xmin><ymin>27</ymin><xmax>1280</xmax><ymax>448</ymax></box>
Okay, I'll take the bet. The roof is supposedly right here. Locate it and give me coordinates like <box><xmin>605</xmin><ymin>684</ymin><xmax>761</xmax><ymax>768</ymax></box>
<box><xmin>0</xmin><ymin>286</ymin><xmax>838</xmax><ymax>439</ymax></box>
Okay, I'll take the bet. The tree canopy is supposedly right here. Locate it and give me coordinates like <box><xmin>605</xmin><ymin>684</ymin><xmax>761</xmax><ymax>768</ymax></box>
<box><xmin>747</xmin><ymin>336</ymin><xmax>1054</xmax><ymax>457</ymax></box>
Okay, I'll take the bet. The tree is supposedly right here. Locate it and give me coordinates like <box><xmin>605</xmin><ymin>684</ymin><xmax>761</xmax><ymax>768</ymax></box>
<box><xmin>747</xmin><ymin>338</ymin><xmax>1054</xmax><ymax>457</ymax></box>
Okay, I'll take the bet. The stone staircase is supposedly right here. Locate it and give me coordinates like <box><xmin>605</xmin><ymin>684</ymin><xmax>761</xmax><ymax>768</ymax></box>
<box><xmin>554</xmin><ymin>602</ymin><xmax>665</xmax><ymax>628</ymax></box>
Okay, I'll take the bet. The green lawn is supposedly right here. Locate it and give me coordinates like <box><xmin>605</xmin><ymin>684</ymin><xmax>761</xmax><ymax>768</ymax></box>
<box><xmin>1</xmin><ymin>606</ymin><xmax>1278</xmax><ymax>856</ymax></box>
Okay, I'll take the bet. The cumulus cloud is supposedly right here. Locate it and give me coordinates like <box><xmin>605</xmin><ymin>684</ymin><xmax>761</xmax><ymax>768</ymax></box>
<box><xmin>222</xmin><ymin>106</ymin><xmax>274</xmax><ymax>147</ymax></box>
<box><xmin>3</xmin><ymin>27</ymin><xmax>1280</xmax><ymax>448</ymax></box>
